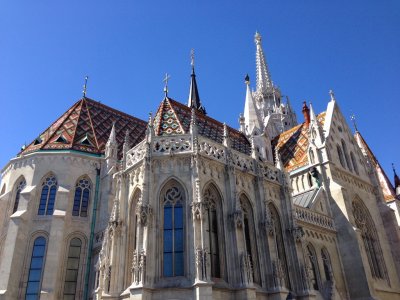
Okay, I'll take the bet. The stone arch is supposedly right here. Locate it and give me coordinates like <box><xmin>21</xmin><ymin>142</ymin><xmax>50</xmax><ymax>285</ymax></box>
<box><xmin>306</xmin><ymin>243</ymin><xmax>321</xmax><ymax>290</ymax></box>
<box><xmin>352</xmin><ymin>197</ymin><xmax>387</xmax><ymax>280</ymax></box>
<box><xmin>72</xmin><ymin>175</ymin><xmax>92</xmax><ymax>217</ymax></box>
<box><xmin>321</xmin><ymin>247</ymin><xmax>333</xmax><ymax>282</ymax></box>
<box><xmin>37</xmin><ymin>172</ymin><xmax>58</xmax><ymax>215</ymax></box>
<box><xmin>126</xmin><ymin>188</ymin><xmax>141</xmax><ymax>286</ymax></box>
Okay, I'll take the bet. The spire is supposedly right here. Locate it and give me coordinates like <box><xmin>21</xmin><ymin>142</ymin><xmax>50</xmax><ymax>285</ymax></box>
<box><xmin>107</xmin><ymin>121</ymin><xmax>117</xmax><ymax>145</ymax></box>
<box><xmin>254</xmin><ymin>31</ymin><xmax>273</xmax><ymax>93</ymax></box>
<box><xmin>187</xmin><ymin>49</ymin><xmax>206</xmax><ymax>114</ymax></box>
<box><xmin>350</xmin><ymin>113</ymin><xmax>358</xmax><ymax>132</ymax></box>
<box><xmin>302</xmin><ymin>101</ymin><xmax>310</xmax><ymax>126</ymax></box>
<box><xmin>309</xmin><ymin>103</ymin><xmax>317</xmax><ymax>123</ymax></box>
<box><xmin>82</xmin><ymin>76</ymin><xmax>88</xmax><ymax>98</ymax></box>
<box><xmin>243</xmin><ymin>74</ymin><xmax>259</xmax><ymax>134</ymax></box>
<box><xmin>329</xmin><ymin>89</ymin><xmax>336</xmax><ymax>102</ymax></box>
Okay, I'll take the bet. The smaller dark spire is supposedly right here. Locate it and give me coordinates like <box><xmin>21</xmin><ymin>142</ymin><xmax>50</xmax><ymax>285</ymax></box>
<box><xmin>302</xmin><ymin>101</ymin><xmax>310</xmax><ymax>126</ymax></box>
<box><xmin>187</xmin><ymin>49</ymin><xmax>206</xmax><ymax>114</ymax></box>
<box><xmin>82</xmin><ymin>76</ymin><xmax>89</xmax><ymax>98</ymax></box>
<box><xmin>245</xmin><ymin>74</ymin><xmax>250</xmax><ymax>84</ymax></box>
<box><xmin>393</xmin><ymin>163</ymin><xmax>400</xmax><ymax>189</ymax></box>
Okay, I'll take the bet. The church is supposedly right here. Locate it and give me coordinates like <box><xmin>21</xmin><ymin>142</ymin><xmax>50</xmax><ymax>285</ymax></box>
<box><xmin>1</xmin><ymin>32</ymin><xmax>400</xmax><ymax>300</ymax></box>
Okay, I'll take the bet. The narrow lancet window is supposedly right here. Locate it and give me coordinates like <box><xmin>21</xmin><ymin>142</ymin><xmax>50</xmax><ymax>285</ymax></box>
<box><xmin>25</xmin><ymin>237</ymin><xmax>46</xmax><ymax>299</ymax></box>
<box><xmin>38</xmin><ymin>175</ymin><xmax>57</xmax><ymax>215</ymax></box>
<box><xmin>63</xmin><ymin>238</ymin><xmax>82</xmax><ymax>299</ymax></box>
<box><xmin>163</xmin><ymin>185</ymin><xmax>184</xmax><ymax>277</ymax></box>
<box><xmin>13</xmin><ymin>178</ymin><xmax>26</xmax><ymax>213</ymax></box>
<box><xmin>73</xmin><ymin>178</ymin><xmax>91</xmax><ymax>217</ymax></box>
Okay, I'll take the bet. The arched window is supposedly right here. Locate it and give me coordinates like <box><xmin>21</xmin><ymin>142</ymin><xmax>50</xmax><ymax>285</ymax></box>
<box><xmin>352</xmin><ymin>200</ymin><xmax>386</xmax><ymax>279</ymax></box>
<box><xmin>351</xmin><ymin>152</ymin><xmax>359</xmax><ymax>175</ymax></box>
<box><xmin>336</xmin><ymin>145</ymin><xmax>345</xmax><ymax>168</ymax></box>
<box><xmin>269</xmin><ymin>204</ymin><xmax>290</xmax><ymax>288</ymax></box>
<box><xmin>240</xmin><ymin>195</ymin><xmax>260</xmax><ymax>284</ymax></box>
<box><xmin>203</xmin><ymin>184</ymin><xmax>222</xmax><ymax>278</ymax></box>
<box><xmin>63</xmin><ymin>238</ymin><xmax>82</xmax><ymax>299</ymax></box>
<box><xmin>73</xmin><ymin>177</ymin><xmax>91</xmax><ymax>217</ymax></box>
<box><xmin>13</xmin><ymin>178</ymin><xmax>26</xmax><ymax>213</ymax></box>
<box><xmin>162</xmin><ymin>183</ymin><xmax>184</xmax><ymax>277</ymax></box>
<box><xmin>25</xmin><ymin>237</ymin><xmax>46</xmax><ymax>299</ymax></box>
<box><xmin>341</xmin><ymin>139</ymin><xmax>352</xmax><ymax>171</ymax></box>
<box><xmin>38</xmin><ymin>174</ymin><xmax>57</xmax><ymax>215</ymax></box>
<box><xmin>321</xmin><ymin>248</ymin><xmax>332</xmax><ymax>282</ymax></box>
<box><xmin>306</xmin><ymin>244</ymin><xmax>320</xmax><ymax>290</ymax></box>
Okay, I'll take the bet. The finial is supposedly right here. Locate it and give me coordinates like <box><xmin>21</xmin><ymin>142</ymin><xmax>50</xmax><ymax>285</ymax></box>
<box><xmin>329</xmin><ymin>89</ymin><xmax>336</xmax><ymax>102</ymax></box>
<box><xmin>163</xmin><ymin>73</ymin><xmax>170</xmax><ymax>97</ymax></box>
<box><xmin>254</xmin><ymin>31</ymin><xmax>261</xmax><ymax>44</ymax></box>
<box><xmin>190</xmin><ymin>49</ymin><xmax>195</xmax><ymax>70</ymax></box>
<box><xmin>350</xmin><ymin>113</ymin><xmax>358</xmax><ymax>132</ymax></box>
<box><xmin>393</xmin><ymin>163</ymin><xmax>397</xmax><ymax>175</ymax></box>
<box><xmin>82</xmin><ymin>76</ymin><xmax>89</xmax><ymax>98</ymax></box>
<box><xmin>245</xmin><ymin>74</ymin><xmax>250</xmax><ymax>85</ymax></box>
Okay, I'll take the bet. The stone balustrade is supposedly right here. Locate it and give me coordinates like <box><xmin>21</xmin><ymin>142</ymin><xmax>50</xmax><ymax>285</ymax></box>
<box><xmin>126</xmin><ymin>140</ymin><xmax>147</xmax><ymax>168</ymax></box>
<box><xmin>153</xmin><ymin>135</ymin><xmax>192</xmax><ymax>154</ymax></box>
<box><xmin>294</xmin><ymin>206</ymin><xmax>335</xmax><ymax>231</ymax></box>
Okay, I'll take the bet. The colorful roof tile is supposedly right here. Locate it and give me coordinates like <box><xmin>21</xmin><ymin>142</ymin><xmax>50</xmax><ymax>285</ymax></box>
<box><xmin>20</xmin><ymin>98</ymin><xmax>147</xmax><ymax>159</ymax></box>
<box><xmin>153</xmin><ymin>97</ymin><xmax>251</xmax><ymax>155</ymax></box>
<box><xmin>273</xmin><ymin>112</ymin><xmax>326</xmax><ymax>172</ymax></box>
<box><xmin>354</xmin><ymin>131</ymin><xmax>397</xmax><ymax>202</ymax></box>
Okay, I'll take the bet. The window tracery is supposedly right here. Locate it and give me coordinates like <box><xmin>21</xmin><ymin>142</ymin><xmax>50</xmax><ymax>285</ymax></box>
<box><xmin>38</xmin><ymin>174</ymin><xmax>57</xmax><ymax>215</ymax></box>
<box><xmin>25</xmin><ymin>237</ymin><xmax>46</xmax><ymax>299</ymax></box>
<box><xmin>13</xmin><ymin>178</ymin><xmax>26</xmax><ymax>213</ymax></box>
<box><xmin>73</xmin><ymin>178</ymin><xmax>91</xmax><ymax>217</ymax></box>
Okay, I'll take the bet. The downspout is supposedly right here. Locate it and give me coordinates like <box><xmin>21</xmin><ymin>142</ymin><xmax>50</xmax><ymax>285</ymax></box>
<box><xmin>84</xmin><ymin>166</ymin><xmax>101</xmax><ymax>300</ymax></box>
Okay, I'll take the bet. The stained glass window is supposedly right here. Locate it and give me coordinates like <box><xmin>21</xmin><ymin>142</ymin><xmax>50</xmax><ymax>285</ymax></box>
<box><xmin>63</xmin><ymin>238</ymin><xmax>82</xmax><ymax>299</ymax></box>
<box><xmin>72</xmin><ymin>178</ymin><xmax>91</xmax><ymax>217</ymax></box>
<box><xmin>13</xmin><ymin>178</ymin><xmax>26</xmax><ymax>213</ymax></box>
<box><xmin>25</xmin><ymin>237</ymin><xmax>46</xmax><ymax>300</ymax></box>
<box><xmin>38</xmin><ymin>175</ymin><xmax>57</xmax><ymax>215</ymax></box>
<box><xmin>163</xmin><ymin>185</ymin><xmax>184</xmax><ymax>277</ymax></box>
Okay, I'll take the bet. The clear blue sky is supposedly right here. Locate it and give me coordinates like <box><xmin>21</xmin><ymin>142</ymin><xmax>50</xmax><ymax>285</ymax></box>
<box><xmin>1</xmin><ymin>1</ymin><xmax>399</xmax><ymax>183</ymax></box>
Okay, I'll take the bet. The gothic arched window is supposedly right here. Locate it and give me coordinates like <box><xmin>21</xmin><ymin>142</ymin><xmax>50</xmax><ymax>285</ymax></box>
<box><xmin>268</xmin><ymin>203</ymin><xmax>290</xmax><ymax>288</ymax></box>
<box><xmin>240</xmin><ymin>195</ymin><xmax>260</xmax><ymax>284</ymax></box>
<box><xmin>38</xmin><ymin>174</ymin><xmax>57</xmax><ymax>215</ymax></box>
<box><xmin>72</xmin><ymin>177</ymin><xmax>91</xmax><ymax>217</ymax></box>
<box><xmin>352</xmin><ymin>200</ymin><xmax>386</xmax><ymax>279</ymax></box>
<box><xmin>25</xmin><ymin>236</ymin><xmax>46</xmax><ymax>299</ymax></box>
<box><xmin>336</xmin><ymin>145</ymin><xmax>345</xmax><ymax>168</ymax></box>
<box><xmin>306</xmin><ymin>244</ymin><xmax>320</xmax><ymax>290</ymax></box>
<box><xmin>321</xmin><ymin>248</ymin><xmax>332</xmax><ymax>282</ymax></box>
<box><xmin>162</xmin><ymin>183</ymin><xmax>184</xmax><ymax>277</ymax></box>
<box><xmin>13</xmin><ymin>178</ymin><xmax>26</xmax><ymax>213</ymax></box>
<box><xmin>351</xmin><ymin>152</ymin><xmax>359</xmax><ymax>175</ymax></box>
<box><xmin>63</xmin><ymin>238</ymin><xmax>82</xmax><ymax>299</ymax></box>
<box><xmin>309</xmin><ymin>149</ymin><xmax>315</xmax><ymax>164</ymax></box>
<box><xmin>341</xmin><ymin>139</ymin><xmax>352</xmax><ymax>171</ymax></box>
<box><xmin>203</xmin><ymin>184</ymin><xmax>222</xmax><ymax>278</ymax></box>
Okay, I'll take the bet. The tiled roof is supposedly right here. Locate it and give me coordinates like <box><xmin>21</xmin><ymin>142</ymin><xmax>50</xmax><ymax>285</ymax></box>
<box><xmin>153</xmin><ymin>97</ymin><xmax>251</xmax><ymax>155</ymax></box>
<box><xmin>354</xmin><ymin>131</ymin><xmax>397</xmax><ymax>202</ymax></box>
<box><xmin>272</xmin><ymin>112</ymin><xmax>326</xmax><ymax>172</ymax></box>
<box><xmin>20</xmin><ymin>97</ymin><xmax>147</xmax><ymax>159</ymax></box>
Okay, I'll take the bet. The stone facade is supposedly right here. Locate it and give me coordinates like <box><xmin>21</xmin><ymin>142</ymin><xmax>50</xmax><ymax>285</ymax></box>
<box><xmin>0</xmin><ymin>33</ymin><xmax>400</xmax><ymax>300</ymax></box>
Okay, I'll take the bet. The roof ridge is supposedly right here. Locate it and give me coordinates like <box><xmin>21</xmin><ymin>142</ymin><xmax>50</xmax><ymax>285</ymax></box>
<box><xmin>83</xmin><ymin>98</ymin><xmax>101</xmax><ymax>150</ymax></box>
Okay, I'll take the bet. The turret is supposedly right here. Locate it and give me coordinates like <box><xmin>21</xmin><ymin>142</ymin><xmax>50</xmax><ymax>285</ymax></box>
<box><xmin>105</xmin><ymin>122</ymin><xmax>118</xmax><ymax>173</ymax></box>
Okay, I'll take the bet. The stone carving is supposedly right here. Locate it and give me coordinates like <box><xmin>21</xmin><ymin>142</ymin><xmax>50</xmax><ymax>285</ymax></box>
<box><xmin>191</xmin><ymin>201</ymin><xmax>204</xmax><ymax>220</ymax></box>
<box><xmin>135</xmin><ymin>202</ymin><xmax>152</xmax><ymax>226</ymax></box>
<box><xmin>272</xmin><ymin>259</ymin><xmax>285</xmax><ymax>288</ymax></box>
<box><xmin>153</xmin><ymin>136</ymin><xmax>192</xmax><ymax>154</ymax></box>
<box><xmin>241</xmin><ymin>252</ymin><xmax>253</xmax><ymax>285</ymax></box>
<box><xmin>132</xmin><ymin>249</ymin><xmax>146</xmax><ymax>285</ymax></box>
<box><xmin>199</xmin><ymin>140</ymin><xmax>226</xmax><ymax>162</ymax></box>
<box><xmin>126</xmin><ymin>140</ymin><xmax>146</xmax><ymax>168</ymax></box>
<box><xmin>233</xmin><ymin>209</ymin><xmax>244</xmax><ymax>228</ymax></box>
<box><xmin>195</xmin><ymin>247</ymin><xmax>207</xmax><ymax>281</ymax></box>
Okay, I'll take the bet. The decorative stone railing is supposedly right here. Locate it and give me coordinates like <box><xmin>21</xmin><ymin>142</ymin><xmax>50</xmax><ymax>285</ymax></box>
<box><xmin>198</xmin><ymin>138</ymin><xmax>226</xmax><ymax>163</ymax></box>
<box><xmin>294</xmin><ymin>206</ymin><xmax>335</xmax><ymax>231</ymax></box>
<box><xmin>260</xmin><ymin>163</ymin><xmax>280</xmax><ymax>184</ymax></box>
<box><xmin>230</xmin><ymin>149</ymin><xmax>255</xmax><ymax>173</ymax></box>
<box><xmin>153</xmin><ymin>135</ymin><xmax>192</xmax><ymax>154</ymax></box>
<box><xmin>126</xmin><ymin>140</ymin><xmax>147</xmax><ymax>168</ymax></box>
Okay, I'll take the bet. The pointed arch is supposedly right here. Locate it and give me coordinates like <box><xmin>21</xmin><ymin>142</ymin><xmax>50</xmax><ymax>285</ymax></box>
<box><xmin>267</xmin><ymin>202</ymin><xmax>290</xmax><ymax>288</ymax></box>
<box><xmin>341</xmin><ymin>139</ymin><xmax>352</xmax><ymax>171</ymax></box>
<box><xmin>350</xmin><ymin>152</ymin><xmax>359</xmax><ymax>175</ymax></box>
<box><xmin>321</xmin><ymin>247</ymin><xmax>333</xmax><ymax>282</ymax></box>
<box><xmin>160</xmin><ymin>179</ymin><xmax>186</xmax><ymax>277</ymax></box>
<box><xmin>203</xmin><ymin>182</ymin><xmax>224</xmax><ymax>278</ymax></box>
<box><xmin>352</xmin><ymin>198</ymin><xmax>387</xmax><ymax>279</ymax></box>
<box><xmin>72</xmin><ymin>175</ymin><xmax>92</xmax><ymax>217</ymax></box>
<box><xmin>306</xmin><ymin>243</ymin><xmax>320</xmax><ymax>290</ymax></box>
<box><xmin>126</xmin><ymin>188</ymin><xmax>141</xmax><ymax>286</ymax></box>
<box><xmin>12</xmin><ymin>176</ymin><xmax>26</xmax><ymax>214</ymax></box>
<box><xmin>336</xmin><ymin>144</ymin><xmax>345</xmax><ymax>168</ymax></box>
<box><xmin>239</xmin><ymin>193</ymin><xmax>261</xmax><ymax>284</ymax></box>
<box><xmin>38</xmin><ymin>172</ymin><xmax>58</xmax><ymax>215</ymax></box>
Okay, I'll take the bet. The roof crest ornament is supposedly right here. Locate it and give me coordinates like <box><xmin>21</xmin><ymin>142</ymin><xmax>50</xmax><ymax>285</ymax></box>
<box><xmin>163</xmin><ymin>73</ymin><xmax>170</xmax><ymax>97</ymax></box>
<box><xmin>329</xmin><ymin>89</ymin><xmax>336</xmax><ymax>102</ymax></box>
<box><xmin>82</xmin><ymin>76</ymin><xmax>89</xmax><ymax>98</ymax></box>
<box><xmin>350</xmin><ymin>113</ymin><xmax>358</xmax><ymax>132</ymax></box>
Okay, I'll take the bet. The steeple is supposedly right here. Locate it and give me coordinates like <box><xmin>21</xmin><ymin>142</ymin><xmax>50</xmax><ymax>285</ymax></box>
<box><xmin>187</xmin><ymin>49</ymin><xmax>206</xmax><ymax>114</ymax></box>
<box><xmin>255</xmin><ymin>32</ymin><xmax>273</xmax><ymax>93</ymax></box>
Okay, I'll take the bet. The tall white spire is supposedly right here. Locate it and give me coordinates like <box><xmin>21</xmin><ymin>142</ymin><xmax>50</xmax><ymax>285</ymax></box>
<box><xmin>255</xmin><ymin>32</ymin><xmax>273</xmax><ymax>93</ymax></box>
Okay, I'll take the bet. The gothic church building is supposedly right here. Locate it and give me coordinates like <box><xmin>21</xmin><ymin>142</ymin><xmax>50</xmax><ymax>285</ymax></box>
<box><xmin>1</xmin><ymin>33</ymin><xmax>400</xmax><ymax>300</ymax></box>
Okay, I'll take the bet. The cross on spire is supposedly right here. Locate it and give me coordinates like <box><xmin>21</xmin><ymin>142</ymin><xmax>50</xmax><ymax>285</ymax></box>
<box><xmin>350</xmin><ymin>113</ymin><xmax>358</xmax><ymax>132</ymax></box>
<box><xmin>163</xmin><ymin>73</ymin><xmax>170</xmax><ymax>97</ymax></box>
<box><xmin>82</xmin><ymin>76</ymin><xmax>89</xmax><ymax>98</ymax></box>
<box><xmin>191</xmin><ymin>49</ymin><xmax>195</xmax><ymax>69</ymax></box>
